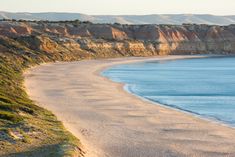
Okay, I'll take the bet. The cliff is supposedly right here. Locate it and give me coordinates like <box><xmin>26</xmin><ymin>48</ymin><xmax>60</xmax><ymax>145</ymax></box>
<box><xmin>0</xmin><ymin>20</ymin><xmax>235</xmax><ymax>58</ymax></box>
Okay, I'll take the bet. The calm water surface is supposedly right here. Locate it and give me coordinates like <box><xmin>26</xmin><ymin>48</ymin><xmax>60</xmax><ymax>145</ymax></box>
<box><xmin>102</xmin><ymin>57</ymin><xmax>235</xmax><ymax>126</ymax></box>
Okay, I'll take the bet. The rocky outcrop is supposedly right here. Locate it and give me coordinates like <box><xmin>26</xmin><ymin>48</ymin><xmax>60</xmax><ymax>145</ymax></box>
<box><xmin>0</xmin><ymin>21</ymin><xmax>235</xmax><ymax>57</ymax></box>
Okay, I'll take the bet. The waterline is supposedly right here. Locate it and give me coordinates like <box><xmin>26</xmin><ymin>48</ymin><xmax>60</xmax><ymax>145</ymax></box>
<box><xmin>102</xmin><ymin>57</ymin><xmax>235</xmax><ymax>127</ymax></box>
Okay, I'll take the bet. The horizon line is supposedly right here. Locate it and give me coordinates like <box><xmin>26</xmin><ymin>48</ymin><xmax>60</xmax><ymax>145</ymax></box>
<box><xmin>0</xmin><ymin>11</ymin><xmax>234</xmax><ymax>16</ymax></box>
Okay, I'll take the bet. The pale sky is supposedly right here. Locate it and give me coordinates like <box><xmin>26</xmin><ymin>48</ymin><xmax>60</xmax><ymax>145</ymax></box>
<box><xmin>1</xmin><ymin>0</ymin><xmax>235</xmax><ymax>15</ymax></box>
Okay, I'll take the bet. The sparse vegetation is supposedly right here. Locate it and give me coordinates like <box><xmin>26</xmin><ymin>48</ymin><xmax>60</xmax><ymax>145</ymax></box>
<box><xmin>0</xmin><ymin>36</ymin><xmax>84</xmax><ymax>156</ymax></box>
<box><xmin>0</xmin><ymin>18</ymin><xmax>94</xmax><ymax>26</ymax></box>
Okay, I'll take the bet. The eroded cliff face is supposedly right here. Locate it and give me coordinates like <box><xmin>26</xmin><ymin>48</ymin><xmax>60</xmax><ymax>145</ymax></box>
<box><xmin>0</xmin><ymin>21</ymin><xmax>235</xmax><ymax>57</ymax></box>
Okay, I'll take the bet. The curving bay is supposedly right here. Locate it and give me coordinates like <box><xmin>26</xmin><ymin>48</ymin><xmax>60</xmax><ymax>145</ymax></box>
<box><xmin>25</xmin><ymin>56</ymin><xmax>235</xmax><ymax>157</ymax></box>
<box><xmin>103</xmin><ymin>57</ymin><xmax>235</xmax><ymax>127</ymax></box>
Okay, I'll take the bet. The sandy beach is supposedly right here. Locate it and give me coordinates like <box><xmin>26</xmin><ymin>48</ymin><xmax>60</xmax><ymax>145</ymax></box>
<box><xmin>24</xmin><ymin>55</ymin><xmax>235</xmax><ymax>157</ymax></box>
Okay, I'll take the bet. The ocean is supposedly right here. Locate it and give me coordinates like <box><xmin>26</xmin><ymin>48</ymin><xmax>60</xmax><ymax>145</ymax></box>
<box><xmin>102</xmin><ymin>57</ymin><xmax>235</xmax><ymax>127</ymax></box>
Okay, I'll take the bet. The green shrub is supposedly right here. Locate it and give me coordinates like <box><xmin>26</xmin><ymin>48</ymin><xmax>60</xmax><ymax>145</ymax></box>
<box><xmin>0</xmin><ymin>111</ymin><xmax>23</xmax><ymax>123</ymax></box>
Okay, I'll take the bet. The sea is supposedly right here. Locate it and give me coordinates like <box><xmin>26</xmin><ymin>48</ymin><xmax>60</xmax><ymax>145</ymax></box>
<box><xmin>102</xmin><ymin>57</ymin><xmax>235</xmax><ymax>127</ymax></box>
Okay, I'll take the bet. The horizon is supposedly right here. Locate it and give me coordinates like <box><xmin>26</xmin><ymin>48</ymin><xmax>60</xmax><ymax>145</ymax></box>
<box><xmin>1</xmin><ymin>0</ymin><xmax>235</xmax><ymax>16</ymax></box>
<box><xmin>0</xmin><ymin>11</ymin><xmax>235</xmax><ymax>17</ymax></box>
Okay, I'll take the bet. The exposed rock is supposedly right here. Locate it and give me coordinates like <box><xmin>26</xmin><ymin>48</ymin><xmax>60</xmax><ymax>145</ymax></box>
<box><xmin>0</xmin><ymin>21</ymin><xmax>235</xmax><ymax>56</ymax></box>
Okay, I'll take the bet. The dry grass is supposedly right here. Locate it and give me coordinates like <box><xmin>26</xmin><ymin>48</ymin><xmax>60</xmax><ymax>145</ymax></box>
<box><xmin>0</xmin><ymin>36</ymin><xmax>84</xmax><ymax>156</ymax></box>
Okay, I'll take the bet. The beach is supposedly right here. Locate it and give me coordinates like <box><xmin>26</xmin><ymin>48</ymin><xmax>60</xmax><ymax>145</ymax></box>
<box><xmin>24</xmin><ymin>55</ymin><xmax>235</xmax><ymax>157</ymax></box>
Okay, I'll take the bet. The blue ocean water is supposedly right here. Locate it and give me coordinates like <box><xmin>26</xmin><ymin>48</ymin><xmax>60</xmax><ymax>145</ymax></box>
<box><xmin>102</xmin><ymin>57</ymin><xmax>235</xmax><ymax>127</ymax></box>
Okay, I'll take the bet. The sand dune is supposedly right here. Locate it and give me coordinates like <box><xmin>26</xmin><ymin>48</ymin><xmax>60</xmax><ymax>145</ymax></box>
<box><xmin>24</xmin><ymin>56</ymin><xmax>235</xmax><ymax>157</ymax></box>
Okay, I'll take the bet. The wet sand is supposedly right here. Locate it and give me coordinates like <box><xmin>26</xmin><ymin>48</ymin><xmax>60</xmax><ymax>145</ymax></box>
<box><xmin>24</xmin><ymin>56</ymin><xmax>235</xmax><ymax>157</ymax></box>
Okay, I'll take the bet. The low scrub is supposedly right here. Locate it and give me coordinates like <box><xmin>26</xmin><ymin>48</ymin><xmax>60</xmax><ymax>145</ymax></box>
<box><xmin>0</xmin><ymin>36</ymin><xmax>83</xmax><ymax>156</ymax></box>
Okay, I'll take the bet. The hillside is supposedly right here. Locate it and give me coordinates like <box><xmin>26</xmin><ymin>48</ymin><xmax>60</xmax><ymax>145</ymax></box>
<box><xmin>0</xmin><ymin>20</ymin><xmax>235</xmax><ymax>156</ymax></box>
<box><xmin>1</xmin><ymin>20</ymin><xmax>234</xmax><ymax>55</ymax></box>
<box><xmin>0</xmin><ymin>11</ymin><xmax>235</xmax><ymax>25</ymax></box>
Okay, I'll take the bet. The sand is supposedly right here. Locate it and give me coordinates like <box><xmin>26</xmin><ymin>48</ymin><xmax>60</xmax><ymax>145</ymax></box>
<box><xmin>24</xmin><ymin>56</ymin><xmax>235</xmax><ymax>157</ymax></box>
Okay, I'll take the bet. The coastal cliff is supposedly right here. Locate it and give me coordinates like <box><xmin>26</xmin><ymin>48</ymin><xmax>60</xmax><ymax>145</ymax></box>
<box><xmin>1</xmin><ymin>20</ymin><xmax>235</xmax><ymax>58</ymax></box>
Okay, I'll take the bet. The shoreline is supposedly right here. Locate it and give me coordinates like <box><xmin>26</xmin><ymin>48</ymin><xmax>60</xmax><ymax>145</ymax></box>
<box><xmin>24</xmin><ymin>55</ymin><xmax>235</xmax><ymax>157</ymax></box>
<box><xmin>101</xmin><ymin>55</ymin><xmax>235</xmax><ymax>129</ymax></box>
<box><xmin>123</xmin><ymin>84</ymin><xmax>235</xmax><ymax>130</ymax></box>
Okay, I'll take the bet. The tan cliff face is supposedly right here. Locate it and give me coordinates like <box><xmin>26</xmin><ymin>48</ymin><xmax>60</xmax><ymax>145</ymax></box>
<box><xmin>0</xmin><ymin>21</ymin><xmax>235</xmax><ymax>57</ymax></box>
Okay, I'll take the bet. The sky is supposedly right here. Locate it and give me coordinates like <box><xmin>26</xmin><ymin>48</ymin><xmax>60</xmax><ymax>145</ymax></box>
<box><xmin>0</xmin><ymin>0</ymin><xmax>235</xmax><ymax>15</ymax></box>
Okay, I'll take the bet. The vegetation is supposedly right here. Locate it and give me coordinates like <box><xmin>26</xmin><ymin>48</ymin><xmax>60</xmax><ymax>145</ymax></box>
<box><xmin>0</xmin><ymin>18</ymin><xmax>93</xmax><ymax>25</ymax></box>
<box><xmin>0</xmin><ymin>36</ymin><xmax>84</xmax><ymax>156</ymax></box>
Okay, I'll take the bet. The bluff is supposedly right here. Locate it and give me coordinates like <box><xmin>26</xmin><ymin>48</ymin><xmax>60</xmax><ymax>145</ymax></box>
<box><xmin>0</xmin><ymin>20</ymin><xmax>235</xmax><ymax>58</ymax></box>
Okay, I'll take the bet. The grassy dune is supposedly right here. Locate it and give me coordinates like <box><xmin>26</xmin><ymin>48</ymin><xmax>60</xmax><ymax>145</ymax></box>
<box><xmin>0</xmin><ymin>36</ymin><xmax>84</xmax><ymax>156</ymax></box>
